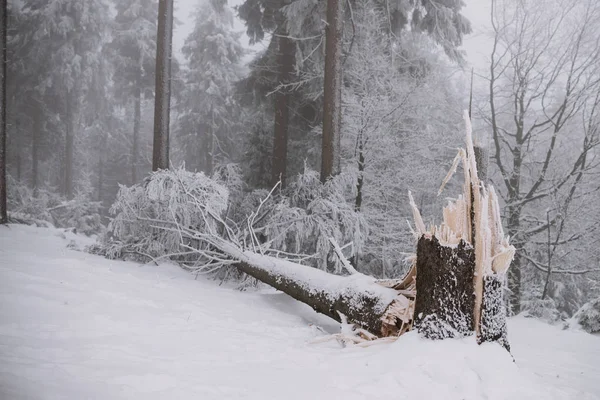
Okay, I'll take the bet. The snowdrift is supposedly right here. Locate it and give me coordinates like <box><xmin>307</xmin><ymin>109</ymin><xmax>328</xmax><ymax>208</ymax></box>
<box><xmin>0</xmin><ymin>224</ymin><xmax>599</xmax><ymax>399</ymax></box>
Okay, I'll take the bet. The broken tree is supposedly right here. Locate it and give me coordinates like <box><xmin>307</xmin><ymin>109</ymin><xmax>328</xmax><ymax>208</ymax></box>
<box><xmin>117</xmin><ymin>110</ymin><xmax>514</xmax><ymax>347</ymax></box>
<box><xmin>409</xmin><ymin>111</ymin><xmax>514</xmax><ymax>349</ymax></box>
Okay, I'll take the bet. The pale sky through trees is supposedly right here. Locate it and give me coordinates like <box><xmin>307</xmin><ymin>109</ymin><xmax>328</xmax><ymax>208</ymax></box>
<box><xmin>174</xmin><ymin>0</ymin><xmax>493</xmax><ymax>69</ymax></box>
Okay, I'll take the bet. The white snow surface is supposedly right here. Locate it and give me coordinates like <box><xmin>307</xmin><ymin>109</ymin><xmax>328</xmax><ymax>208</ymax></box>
<box><xmin>1</xmin><ymin>225</ymin><xmax>599</xmax><ymax>400</ymax></box>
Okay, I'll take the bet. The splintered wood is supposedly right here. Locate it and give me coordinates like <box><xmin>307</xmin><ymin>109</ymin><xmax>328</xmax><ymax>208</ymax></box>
<box><xmin>409</xmin><ymin>110</ymin><xmax>515</xmax><ymax>346</ymax></box>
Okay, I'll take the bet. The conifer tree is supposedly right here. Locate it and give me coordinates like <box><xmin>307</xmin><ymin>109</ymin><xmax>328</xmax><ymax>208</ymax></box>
<box><xmin>108</xmin><ymin>0</ymin><xmax>158</xmax><ymax>184</ymax></box>
<box><xmin>178</xmin><ymin>0</ymin><xmax>244</xmax><ymax>174</ymax></box>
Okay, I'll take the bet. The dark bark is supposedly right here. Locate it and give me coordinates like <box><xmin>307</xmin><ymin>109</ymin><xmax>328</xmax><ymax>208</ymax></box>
<box><xmin>479</xmin><ymin>274</ymin><xmax>510</xmax><ymax>351</ymax></box>
<box><xmin>0</xmin><ymin>0</ymin><xmax>6</xmax><ymax>224</ymax></box>
<box><xmin>414</xmin><ymin>236</ymin><xmax>475</xmax><ymax>339</ymax></box>
<box><xmin>132</xmin><ymin>82</ymin><xmax>141</xmax><ymax>184</ymax></box>
<box><xmin>14</xmin><ymin>119</ymin><xmax>20</xmax><ymax>181</ymax></box>
<box><xmin>206</xmin><ymin>105</ymin><xmax>214</xmax><ymax>175</ymax></box>
<box><xmin>234</xmin><ymin>259</ymin><xmax>401</xmax><ymax>336</ymax></box>
<box><xmin>320</xmin><ymin>0</ymin><xmax>343</xmax><ymax>183</ymax></box>
<box><xmin>97</xmin><ymin>153</ymin><xmax>103</xmax><ymax>203</ymax></box>
<box><xmin>271</xmin><ymin>25</ymin><xmax>294</xmax><ymax>188</ymax></box>
<box><xmin>354</xmin><ymin>137</ymin><xmax>364</xmax><ymax>211</ymax></box>
<box><xmin>32</xmin><ymin>105</ymin><xmax>40</xmax><ymax>194</ymax></box>
<box><xmin>152</xmin><ymin>0</ymin><xmax>174</xmax><ymax>171</ymax></box>
<box><xmin>64</xmin><ymin>95</ymin><xmax>74</xmax><ymax>199</ymax></box>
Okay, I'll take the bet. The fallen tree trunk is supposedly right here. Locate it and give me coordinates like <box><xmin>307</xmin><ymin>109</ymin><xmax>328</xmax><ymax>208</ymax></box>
<box><xmin>230</xmin><ymin>250</ymin><xmax>413</xmax><ymax>337</ymax></box>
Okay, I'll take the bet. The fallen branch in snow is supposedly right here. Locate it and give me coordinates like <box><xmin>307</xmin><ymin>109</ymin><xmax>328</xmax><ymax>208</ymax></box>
<box><xmin>329</xmin><ymin>237</ymin><xmax>358</xmax><ymax>275</ymax></box>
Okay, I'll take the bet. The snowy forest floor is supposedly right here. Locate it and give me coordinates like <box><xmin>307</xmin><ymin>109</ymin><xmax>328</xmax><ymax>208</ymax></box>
<box><xmin>0</xmin><ymin>225</ymin><xmax>599</xmax><ymax>400</ymax></box>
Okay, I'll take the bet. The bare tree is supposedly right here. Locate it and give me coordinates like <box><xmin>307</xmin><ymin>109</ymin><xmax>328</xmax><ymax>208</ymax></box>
<box><xmin>152</xmin><ymin>0</ymin><xmax>174</xmax><ymax>171</ymax></box>
<box><xmin>0</xmin><ymin>0</ymin><xmax>6</xmax><ymax>224</ymax></box>
<box><xmin>483</xmin><ymin>0</ymin><xmax>600</xmax><ymax>313</ymax></box>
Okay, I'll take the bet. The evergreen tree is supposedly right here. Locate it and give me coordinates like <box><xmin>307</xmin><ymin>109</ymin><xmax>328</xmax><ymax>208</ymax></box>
<box><xmin>107</xmin><ymin>0</ymin><xmax>157</xmax><ymax>184</ymax></box>
<box><xmin>177</xmin><ymin>0</ymin><xmax>244</xmax><ymax>174</ymax></box>
<box><xmin>20</xmin><ymin>0</ymin><xmax>110</xmax><ymax>198</ymax></box>
<box><xmin>238</xmin><ymin>0</ymin><xmax>472</xmax><ymax>187</ymax></box>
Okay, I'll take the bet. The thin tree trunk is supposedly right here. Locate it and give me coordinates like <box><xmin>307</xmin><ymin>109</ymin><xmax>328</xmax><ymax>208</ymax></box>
<box><xmin>32</xmin><ymin>105</ymin><xmax>40</xmax><ymax>194</ymax></box>
<box><xmin>97</xmin><ymin>153</ymin><xmax>103</xmax><ymax>203</ymax></box>
<box><xmin>132</xmin><ymin>84</ymin><xmax>141</xmax><ymax>184</ymax></box>
<box><xmin>507</xmin><ymin>209</ymin><xmax>522</xmax><ymax>315</ymax></box>
<box><xmin>64</xmin><ymin>94</ymin><xmax>74</xmax><ymax>199</ymax></box>
<box><xmin>0</xmin><ymin>0</ymin><xmax>7</xmax><ymax>224</ymax></box>
<box><xmin>271</xmin><ymin>24</ymin><xmax>294</xmax><ymax>187</ymax></box>
<box><xmin>15</xmin><ymin>119</ymin><xmax>21</xmax><ymax>181</ymax></box>
<box><xmin>354</xmin><ymin>136</ymin><xmax>364</xmax><ymax>211</ymax></box>
<box><xmin>152</xmin><ymin>0</ymin><xmax>174</xmax><ymax>171</ymax></box>
<box><xmin>320</xmin><ymin>0</ymin><xmax>343</xmax><ymax>183</ymax></box>
<box><xmin>207</xmin><ymin>105</ymin><xmax>214</xmax><ymax>175</ymax></box>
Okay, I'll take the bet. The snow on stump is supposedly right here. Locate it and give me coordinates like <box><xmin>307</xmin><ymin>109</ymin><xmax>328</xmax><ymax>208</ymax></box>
<box><xmin>410</xmin><ymin>111</ymin><xmax>515</xmax><ymax>350</ymax></box>
<box><xmin>414</xmin><ymin>236</ymin><xmax>475</xmax><ymax>339</ymax></box>
<box><xmin>480</xmin><ymin>275</ymin><xmax>510</xmax><ymax>351</ymax></box>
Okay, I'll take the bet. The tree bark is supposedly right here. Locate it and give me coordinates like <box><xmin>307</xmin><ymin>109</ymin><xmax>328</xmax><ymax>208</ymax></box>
<box><xmin>32</xmin><ymin>105</ymin><xmax>40</xmax><ymax>194</ymax></box>
<box><xmin>152</xmin><ymin>0</ymin><xmax>174</xmax><ymax>171</ymax></box>
<box><xmin>413</xmin><ymin>236</ymin><xmax>475</xmax><ymax>339</ymax></box>
<box><xmin>15</xmin><ymin>119</ymin><xmax>21</xmax><ymax>182</ymax></box>
<box><xmin>232</xmin><ymin>254</ymin><xmax>404</xmax><ymax>336</ymax></box>
<box><xmin>64</xmin><ymin>94</ymin><xmax>74</xmax><ymax>199</ymax></box>
<box><xmin>132</xmin><ymin>82</ymin><xmax>141</xmax><ymax>184</ymax></box>
<box><xmin>320</xmin><ymin>0</ymin><xmax>343</xmax><ymax>183</ymax></box>
<box><xmin>479</xmin><ymin>274</ymin><xmax>510</xmax><ymax>351</ymax></box>
<box><xmin>354</xmin><ymin>136</ymin><xmax>364</xmax><ymax>211</ymax></box>
<box><xmin>271</xmin><ymin>24</ymin><xmax>294</xmax><ymax>188</ymax></box>
<box><xmin>206</xmin><ymin>105</ymin><xmax>214</xmax><ymax>175</ymax></box>
<box><xmin>0</xmin><ymin>0</ymin><xmax>7</xmax><ymax>224</ymax></box>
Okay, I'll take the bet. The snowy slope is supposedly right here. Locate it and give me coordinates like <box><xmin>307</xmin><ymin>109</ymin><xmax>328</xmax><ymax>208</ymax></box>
<box><xmin>0</xmin><ymin>225</ymin><xmax>599</xmax><ymax>400</ymax></box>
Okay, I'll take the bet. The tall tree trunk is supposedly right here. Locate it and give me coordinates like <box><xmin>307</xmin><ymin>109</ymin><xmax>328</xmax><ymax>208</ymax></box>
<box><xmin>97</xmin><ymin>153</ymin><xmax>103</xmax><ymax>203</ymax></box>
<box><xmin>271</xmin><ymin>23</ymin><xmax>294</xmax><ymax>188</ymax></box>
<box><xmin>132</xmin><ymin>84</ymin><xmax>141</xmax><ymax>184</ymax></box>
<box><xmin>15</xmin><ymin>119</ymin><xmax>21</xmax><ymax>181</ymax></box>
<box><xmin>206</xmin><ymin>105</ymin><xmax>214</xmax><ymax>175</ymax></box>
<box><xmin>320</xmin><ymin>0</ymin><xmax>343</xmax><ymax>183</ymax></box>
<box><xmin>152</xmin><ymin>0</ymin><xmax>174</xmax><ymax>171</ymax></box>
<box><xmin>354</xmin><ymin>135</ymin><xmax>364</xmax><ymax>211</ymax></box>
<box><xmin>64</xmin><ymin>94</ymin><xmax>74</xmax><ymax>199</ymax></box>
<box><xmin>0</xmin><ymin>0</ymin><xmax>7</xmax><ymax>224</ymax></box>
<box><xmin>507</xmin><ymin>204</ymin><xmax>522</xmax><ymax>315</ymax></box>
<box><xmin>32</xmin><ymin>105</ymin><xmax>40</xmax><ymax>194</ymax></box>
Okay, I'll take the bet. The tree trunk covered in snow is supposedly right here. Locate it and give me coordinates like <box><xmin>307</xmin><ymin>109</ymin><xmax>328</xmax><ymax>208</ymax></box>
<box><xmin>414</xmin><ymin>236</ymin><xmax>475</xmax><ymax>339</ymax></box>
<box><xmin>479</xmin><ymin>275</ymin><xmax>510</xmax><ymax>351</ymax></box>
<box><xmin>271</xmin><ymin>14</ymin><xmax>294</xmax><ymax>188</ymax></box>
<box><xmin>0</xmin><ymin>0</ymin><xmax>6</xmax><ymax>224</ymax></box>
<box><xmin>320</xmin><ymin>0</ymin><xmax>343</xmax><ymax>183</ymax></box>
<box><xmin>152</xmin><ymin>0</ymin><xmax>174</xmax><ymax>171</ymax></box>
<box><xmin>234</xmin><ymin>259</ymin><xmax>402</xmax><ymax>335</ymax></box>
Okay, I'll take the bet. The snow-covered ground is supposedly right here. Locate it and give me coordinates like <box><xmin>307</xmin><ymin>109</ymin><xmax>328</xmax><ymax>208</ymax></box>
<box><xmin>1</xmin><ymin>225</ymin><xmax>599</xmax><ymax>400</ymax></box>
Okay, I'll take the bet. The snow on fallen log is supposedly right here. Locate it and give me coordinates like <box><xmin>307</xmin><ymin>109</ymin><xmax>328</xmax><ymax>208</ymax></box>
<box><xmin>213</xmin><ymin>238</ymin><xmax>412</xmax><ymax>337</ymax></box>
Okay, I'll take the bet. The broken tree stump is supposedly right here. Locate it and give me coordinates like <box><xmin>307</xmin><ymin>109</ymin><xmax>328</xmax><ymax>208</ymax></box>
<box><xmin>479</xmin><ymin>274</ymin><xmax>510</xmax><ymax>351</ymax></box>
<box><xmin>414</xmin><ymin>236</ymin><xmax>475</xmax><ymax>339</ymax></box>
